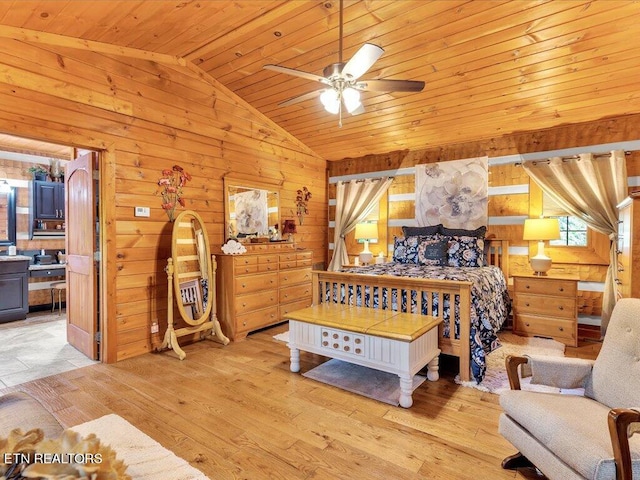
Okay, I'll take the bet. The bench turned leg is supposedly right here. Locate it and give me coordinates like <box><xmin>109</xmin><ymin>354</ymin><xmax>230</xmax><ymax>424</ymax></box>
<box><xmin>398</xmin><ymin>375</ymin><xmax>413</xmax><ymax>408</ymax></box>
<box><xmin>290</xmin><ymin>347</ymin><xmax>300</xmax><ymax>373</ymax></box>
<box><xmin>427</xmin><ymin>355</ymin><xmax>440</xmax><ymax>381</ymax></box>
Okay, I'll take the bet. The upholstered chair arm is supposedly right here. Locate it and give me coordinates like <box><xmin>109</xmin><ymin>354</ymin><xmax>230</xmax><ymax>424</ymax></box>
<box><xmin>505</xmin><ymin>355</ymin><xmax>529</xmax><ymax>390</ymax></box>
<box><xmin>526</xmin><ymin>354</ymin><xmax>594</xmax><ymax>389</ymax></box>
<box><xmin>608</xmin><ymin>408</ymin><xmax>640</xmax><ymax>480</ymax></box>
<box><xmin>505</xmin><ymin>355</ymin><xmax>595</xmax><ymax>391</ymax></box>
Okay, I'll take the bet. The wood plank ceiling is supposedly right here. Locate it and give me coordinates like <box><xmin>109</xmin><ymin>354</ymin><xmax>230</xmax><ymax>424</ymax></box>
<box><xmin>0</xmin><ymin>0</ymin><xmax>638</xmax><ymax>161</ymax></box>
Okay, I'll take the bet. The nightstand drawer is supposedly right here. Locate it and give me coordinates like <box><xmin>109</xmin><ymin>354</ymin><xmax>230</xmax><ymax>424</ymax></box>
<box><xmin>515</xmin><ymin>293</ymin><xmax>575</xmax><ymax>319</ymax></box>
<box><xmin>514</xmin><ymin>277</ymin><xmax>576</xmax><ymax>297</ymax></box>
<box><xmin>515</xmin><ymin>313</ymin><xmax>576</xmax><ymax>344</ymax></box>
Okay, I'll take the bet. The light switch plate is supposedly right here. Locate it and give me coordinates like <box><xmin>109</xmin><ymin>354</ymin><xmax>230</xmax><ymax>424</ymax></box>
<box><xmin>134</xmin><ymin>206</ymin><xmax>150</xmax><ymax>217</ymax></box>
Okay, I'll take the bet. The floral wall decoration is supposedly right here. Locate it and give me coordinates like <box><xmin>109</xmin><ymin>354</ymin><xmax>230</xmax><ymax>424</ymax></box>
<box><xmin>415</xmin><ymin>156</ymin><xmax>488</xmax><ymax>229</ymax></box>
<box><xmin>157</xmin><ymin>165</ymin><xmax>191</xmax><ymax>222</ymax></box>
<box><xmin>295</xmin><ymin>186</ymin><xmax>312</xmax><ymax>225</ymax></box>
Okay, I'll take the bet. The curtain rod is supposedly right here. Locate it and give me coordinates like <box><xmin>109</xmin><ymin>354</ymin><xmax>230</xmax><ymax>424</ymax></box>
<box><xmin>347</xmin><ymin>176</ymin><xmax>395</xmax><ymax>183</ymax></box>
<box><xmin>514</xmin><ymin>151</ymin><xmax>631</xmax><ymax>166</ymax></box>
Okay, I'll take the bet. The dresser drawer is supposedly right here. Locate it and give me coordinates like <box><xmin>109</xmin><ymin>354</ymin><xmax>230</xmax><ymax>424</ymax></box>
<box><xmin>279</xmin><ymin>268</ymin><xmax>312</xmax><ymax>287</ymax></box>
<box><xmin>279</xmin><ymin>283</ymin><xmax>312</xmax><ymax>303</ymax></box>
<box><xmin>280</xmin><ymin>297</ymin><xmax>312</xmax><ymax>317</ymax></box>
<box><xmin>258</xmin><ymin>255</ymin><xmax>278</xmax><ymax>265</ymax></box>
<box><xmin>279</xmin><ymin>260</ymin><xmax>297</xmax><ymax>269</ymax></box>
<box><xmin>515</xmin><ymin>293</ymin><xmax>576</xmax><ymax>319</ymax></box>
<box><xmin>29</xmin><ymin>268</ymin><xmax>65</xmax><ymax>278</ymax></box>
<box><xmin>296</xmin><ymin>251</ymin><xmax>312</xmax><ymax>260</ymax></box>
<box><xmin>234</xmin><ymin>272</ymin><xmax>277</xmax><ymax>294</ymax></box>
<box><xmin>279</xmin><ymin>253</ymin><xmax>297</xmax><ymax>262</ymax></box>
<box><xmin>233</xmin><ymin>256</ymin><xmax>258</xmax><ymax>268</ymax></box>
<box><xmin>235</xmin><ymin>290</ymin><xmax>277</xmax><ymax>315</ymax></box>
<box><xmin>258</xmin><ymin>262</ymin><xmax>278</xmax><ymax>273</ymax></box>
<box><xmin>297</xmin><ymin>258</ymin><xmax>312</xmax><ymax>268</ymax></box>
<box><xmin>514</xmin><ymin>278</ymin><xmax>576</xmax><ymax>297</ymax></box>
<box><xmin>236</xmin><ymin>306</ymin><xmax>279</xmax><ymax>333</ymax></box>
<box><xmin>514</xmin><ymin>313</ymin><xmax>576</xmax><ymax>344</ymax></box>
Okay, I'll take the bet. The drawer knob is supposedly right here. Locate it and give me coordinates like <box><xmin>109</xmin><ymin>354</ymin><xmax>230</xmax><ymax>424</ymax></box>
<box><xmin>344</xmin><ymin>346</ymin><xmax>350</xmax><ymax>352</ymax></box>
<box><xmin>525</xmin><ymin>323</ymin><xmax>530</xmax><ymax>327</ymax></box>
<box><xmin>243</xmin><ymin>321</ymin><xmax>247</xmax><ymax>326</ymax></box>
<box><xmin>242</xmin><ymin>303</ymin><xmax>246</xmax><ymax>307</ymax></box>
<box><xmin>559</xmin><ymin>287</ymin><xmax>564</xmax><ymax>292</ymax></box>
<box><xmin>525</xmin><ymin>285</ymin><xmax>530</xmax><ymax>289</ymax></box>
<box><xmin>333</xmin><ymin>333</ymin><xmax>338</xmax><ymax>339</ymax></box>
<box><xmin>322</xmin><ymin>332</ymin><xmax>328</xmax><ymax>337</ymax></box>
<box><xmin>343</xmin><ymin>336</ymin><xmax>349</xmax><ymax>341</ymax></box>
<box><xmin>241</xmin><ymin>283</ymin><xmax>246</xmax><ymax>288</ymax></box>
<box><xmin>333</xmin><ymin>343</ymin><xmax>339</xmax><ymax>349</ymax></box>
<box><xmin>284</xmin><ymin>294</ymin><xmax>288</xmax><ymax>298</ymax></box>
<box><xmin>355</xmin><ymin>348</ymin><xmax>362</xmax><ymax>354</ymax></box>
<box><xmin>355</xmin><ymin>338</ymin><xmax>361</xmax><ymax>344</ymax></box>
<box><xmin>525</xmin><ymin>303</ymin><xmax>530</xmax><ymax>307</ymax></box>
<box><xmin>322</xmin><ymin>341</ymin><xmax>328</xmax><ymax>346</ymax></box>
<box><xmin>558</xmin><ymin>306</ymin><xmax>564</xmax><ymax>311</ymax></box>
<box><xmin>558</xmin><ymin>326</ymin><xmax>564</xmax><ymax>331</ymax></box>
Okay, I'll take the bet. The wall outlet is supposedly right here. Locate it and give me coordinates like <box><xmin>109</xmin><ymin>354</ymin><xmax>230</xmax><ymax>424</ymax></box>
<box><xmin>151</xmin><ymin>322</ymin><xmax>159</xmax><ymax>334</ymax></box>
<box><xmin>135</xmin><ymin>206</ymin><xmax>150</xmax><ymax>217</ymax></box>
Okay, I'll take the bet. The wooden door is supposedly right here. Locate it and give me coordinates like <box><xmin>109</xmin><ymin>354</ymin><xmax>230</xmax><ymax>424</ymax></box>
<box><xmin>65</xmin><ymin>152</ymin><xmax>98</xmax><ymax>359</ymax></box>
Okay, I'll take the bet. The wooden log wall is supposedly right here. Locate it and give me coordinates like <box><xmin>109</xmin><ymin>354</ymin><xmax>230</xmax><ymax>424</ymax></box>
<box><xmin>0</xmin><ymin>38</ymin><xmax>327</xmax><ymax>362</ymax></box>
<box><xmin>328</xmin><ymin>113</ymin><xmax>640</xmax><ymax>320</ymax></box>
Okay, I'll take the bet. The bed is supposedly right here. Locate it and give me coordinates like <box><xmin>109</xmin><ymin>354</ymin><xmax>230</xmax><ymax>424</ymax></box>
<box><xmin>315</xmin><ymin>230</ymin><xmax>511</xmax><ymax>383</ymax></box>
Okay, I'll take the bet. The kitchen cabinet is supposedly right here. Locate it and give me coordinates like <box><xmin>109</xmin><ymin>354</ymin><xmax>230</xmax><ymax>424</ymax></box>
<box><xmin>0</xmin><ymin>257</ymin><xmax>30</xmax><ymax>323</ymax></box>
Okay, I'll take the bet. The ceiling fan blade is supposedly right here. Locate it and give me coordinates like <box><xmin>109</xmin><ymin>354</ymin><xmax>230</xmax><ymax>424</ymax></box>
<box><xmin>342</xmin><ymin>43</ymin><xmax>384</xmax><ymax>80</ymax></box>
<box><xmin>355</xmin><ymin>79</ymin><xmax>425</xmax><ymax>92</ymax></box>
<box><xmin>264</xmin><ymin>64</ymin><xmax>330</xmax><ymax>85</ymax></box>
<box><xmin>278</xmin><ymin>89</ymin><xmax>323</xmax><ymax>107</ymax></box>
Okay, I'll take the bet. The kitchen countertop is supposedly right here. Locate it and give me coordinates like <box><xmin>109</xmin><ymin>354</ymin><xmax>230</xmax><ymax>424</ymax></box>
<box><xmin>0</xmin><ymin>255</ymin><xmax>32</xmax><ymax>262</ymax></box>
<box><xmin>29</xmin><ymin>263</ymin><xmax>66</xmax><ymax>271</ymax></box>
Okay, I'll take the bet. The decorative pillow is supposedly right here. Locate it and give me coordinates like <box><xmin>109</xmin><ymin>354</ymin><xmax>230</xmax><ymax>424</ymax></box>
<box><xmin>447</xmin><ymin>235</ymin><xmax>485</xmax><ymax>267</ymax></box>
<box><xmin>392</xmin><ymin>236</ymin><xmax>422</xmax><ymax>264</ymax></box>
<box><xmin>440</xmin><ymin>225</ymin><xmax>487</xmax><ymax>239</ymax></box>
<box><xmin>402</xmin><ymin>224</ymin><xmax>442</xmax><ymax>237</ymax></box>
<box><xmin>417</xmin><ymin>236</ymin><xmax>448</xmax><ymax>266</ymax></box>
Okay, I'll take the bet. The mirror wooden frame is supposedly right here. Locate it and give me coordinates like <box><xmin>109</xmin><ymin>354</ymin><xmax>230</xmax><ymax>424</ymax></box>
<box><xmin>223</xmin><ymin>176</ymin><xmax>282</xmax><ymax>241</ymax></box>
<box><xmin>0</xmin><ymin>186</ymin><xmax>16</xmax><ymax>246</ymax></box>
<box><xmin>160</xmin><ymin>209</ymin><xmax>229</xmax><ymax>359</ymax></box>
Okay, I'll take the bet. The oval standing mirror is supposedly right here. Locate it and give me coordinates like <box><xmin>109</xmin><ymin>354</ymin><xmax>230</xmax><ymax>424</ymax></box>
<box><xmin>160</xmin><ymin>210</ymin><xmax>229</xmax><ymax>359</ymax></box>
<box><xmin>172</xmin><ymin>210</ymin><xmax>212</xmax><ymax>325</ymax></box>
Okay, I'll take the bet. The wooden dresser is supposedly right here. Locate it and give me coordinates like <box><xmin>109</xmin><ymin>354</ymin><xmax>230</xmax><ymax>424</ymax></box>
<box><xmin>215</xmin><ymin>242</ymin><xmax>313</xmax><ymax>341</ymax></box>
<box><xmin>617</xmin><ymin>195</ymin><xmax>640</xmax><ymax>298</ymax></box>
<box><xmin>512</xmin><ymin>274</ymin><xmax>579</xmax><ymax>347</ymax></box>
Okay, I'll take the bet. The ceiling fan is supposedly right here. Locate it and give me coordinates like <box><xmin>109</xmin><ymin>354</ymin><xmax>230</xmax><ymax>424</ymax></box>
<box><xmin>263</xmin><ymin>0</ymin><xmax>425</xmax><ymax>127</ymax></box>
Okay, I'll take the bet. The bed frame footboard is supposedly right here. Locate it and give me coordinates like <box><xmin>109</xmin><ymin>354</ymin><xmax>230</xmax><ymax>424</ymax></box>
<box><xmin>311</xmin><ymin>271</ymin><xmax>473</xmax><ymax>382</ymax></box>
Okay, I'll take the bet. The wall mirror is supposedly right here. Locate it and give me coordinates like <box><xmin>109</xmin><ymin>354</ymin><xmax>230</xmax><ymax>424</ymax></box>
<box><xmin>224</xmin><ymin>177</ymin><xmax>281</xmax><ymax>241</ymax></box>
<box><xmin>0</xmin><ymin>186</ymin><xmax>16</xmax><ymax>247</ymax></box>
<box><xmin>161</xmin><ymin>209</ymin><xmax>229</xmax><ymax>359</ymax></box>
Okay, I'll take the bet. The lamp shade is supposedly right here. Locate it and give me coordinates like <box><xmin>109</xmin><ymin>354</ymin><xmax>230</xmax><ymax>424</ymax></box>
<box><xmin>523</xmin><ymin>218</ymin><xmax>560</xmax><ymax>241</ymax></box>
<box><xmin>355</xmin><ymin>222</ymin><xmax>378</xmax><ymax>241</ymax></box>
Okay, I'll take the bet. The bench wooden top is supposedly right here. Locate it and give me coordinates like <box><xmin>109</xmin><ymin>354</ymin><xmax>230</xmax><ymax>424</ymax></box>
<box><xmin>285</xmin><ymin>303</ymin><xmax>443</xmax><ymax>342</ymax></box>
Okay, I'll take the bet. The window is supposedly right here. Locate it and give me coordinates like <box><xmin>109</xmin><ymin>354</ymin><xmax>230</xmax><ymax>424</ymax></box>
<box><xmin>550</xmin><ymin>216</ymin><xmax>588</xmax><ymax>247</ymax></box>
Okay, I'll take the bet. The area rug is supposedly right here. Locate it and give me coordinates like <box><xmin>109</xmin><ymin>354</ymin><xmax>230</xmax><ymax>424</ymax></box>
<box><xmin>303</xmin><ymin>359</ymin><xmax>426</xmax><ymax>406</ymax></box>
<box><xmin>457</xmin><ymin>332</ymin><xmax>584</xmax><ymax>395</ymax></box>
<box><xmin>71</xmin><ymin>414</ymin><xmax>208</xmax><ymax>480</ymax></box>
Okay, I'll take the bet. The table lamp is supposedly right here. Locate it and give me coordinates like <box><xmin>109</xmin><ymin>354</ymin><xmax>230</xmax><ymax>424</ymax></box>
<box><xmin>523</xmin><ymin>218</ymin><xmax>561</xmax><ymax>275</ymax></box>
<box><xmin>355</xmin><ymin>222</ymin><xmax>378</xmax><ymax>265</ymax></box>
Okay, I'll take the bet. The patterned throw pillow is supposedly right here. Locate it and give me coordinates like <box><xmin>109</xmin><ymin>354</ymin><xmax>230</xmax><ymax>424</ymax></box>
<box><xmin>440</xmin><ymin>225</ymin><xmax>487</xmax><ymax>238</ymax></box>
<box><xmin>392</xmin><ymin>236</ymin><xmax>422</xmax><ymax>264</ymax></box>
<box><xmin>447</xmin><ymin>235</ymin><xmax>485</xmax><ymax>267</ymax></box>
<box><xmin>417</xmin><ymin>236</ymin><xmax>449</xmax><ymax>266</ymax></box>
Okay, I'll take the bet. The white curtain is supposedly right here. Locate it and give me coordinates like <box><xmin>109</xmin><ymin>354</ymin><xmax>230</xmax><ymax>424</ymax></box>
<box><xmin>522</xmin><ymin>150</ymin><xmax>627</xmax><ymax>334</ymax></box>
<box><xmin>327</xmin><ymin>177</ymin><xmax>393</xmax><ymax>271</ymax></box>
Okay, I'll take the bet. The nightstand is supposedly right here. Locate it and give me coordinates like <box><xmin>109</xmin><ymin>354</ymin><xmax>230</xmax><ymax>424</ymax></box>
<box><xmin>512</xmin><ymin>273</ymin><xmax>579</xmax><ymax>347</ymax></box>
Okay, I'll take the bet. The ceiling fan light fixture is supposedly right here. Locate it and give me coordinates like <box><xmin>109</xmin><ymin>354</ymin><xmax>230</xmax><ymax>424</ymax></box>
<box><xmin>320</xmin><ymin>88</ymin><xmax>340</xmax><ymax>114</ymax></box>
<box><xmin>342</xmin><ymin>87</ymin><xmax>361</xmax><ymax>113</ymax></box>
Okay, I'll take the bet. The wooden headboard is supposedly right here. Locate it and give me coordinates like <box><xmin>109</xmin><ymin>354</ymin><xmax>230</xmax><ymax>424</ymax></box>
<box><xmin>485</xmin><ymin>238</ymin><xmax>510</xmax><ymax>280</ymax></box>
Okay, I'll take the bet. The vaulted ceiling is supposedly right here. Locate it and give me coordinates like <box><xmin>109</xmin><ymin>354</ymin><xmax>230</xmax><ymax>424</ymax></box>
<box><xmin>0</xmin><ymin>0</ymin><xmax>638</xmax><ymax>161</ymax></box>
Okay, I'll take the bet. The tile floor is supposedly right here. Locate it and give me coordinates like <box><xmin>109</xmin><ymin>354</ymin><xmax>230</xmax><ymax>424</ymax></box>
<box><xmin>0</xmin><ymin>311</ymin><xmax>97</xmax><ymax>388</ymax></box>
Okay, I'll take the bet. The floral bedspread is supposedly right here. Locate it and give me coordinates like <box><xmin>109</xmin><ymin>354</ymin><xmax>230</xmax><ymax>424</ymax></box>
<box><xmin>337</xmin><ymin>262</ymin><xmax>511</xmax><ymax>383</ymax></box>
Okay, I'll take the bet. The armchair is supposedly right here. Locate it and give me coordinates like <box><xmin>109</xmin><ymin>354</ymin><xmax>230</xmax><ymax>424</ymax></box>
<box><xmin>499</xmin><ymin>298</ymin><xmax>640</xmax><ymax>480</ymax></box>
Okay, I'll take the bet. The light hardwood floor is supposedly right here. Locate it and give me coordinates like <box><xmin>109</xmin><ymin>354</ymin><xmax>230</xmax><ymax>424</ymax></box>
<box><xmin>0</xmin><ymin>323</ymin><xmax>600</xmax><ymax>480</ymax></box>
